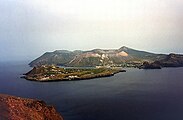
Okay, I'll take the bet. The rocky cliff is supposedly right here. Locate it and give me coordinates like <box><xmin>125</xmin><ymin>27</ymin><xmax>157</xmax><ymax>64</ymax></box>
<box><xmin>0</xmin><ymin>94</ymin><xmax>63</xmax><ymax>120</ymax></box>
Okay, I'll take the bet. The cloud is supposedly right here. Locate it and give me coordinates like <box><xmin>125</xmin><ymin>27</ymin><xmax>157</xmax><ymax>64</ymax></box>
<box><xmin>0</xmin><ymin>0</ymin><xmax>183</xmax><ymax>61</ymax></box>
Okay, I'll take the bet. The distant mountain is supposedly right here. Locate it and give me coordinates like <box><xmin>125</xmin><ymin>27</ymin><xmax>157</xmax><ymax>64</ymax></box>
<box><xmin>29</xmin><ymin>46</ymin><xmax>183</xmax><ymax>68</ymax></box>
<box><xmin>30</xmin><ymin>50</ymin><xmax>82</xmax><ymax>67</ymax></box>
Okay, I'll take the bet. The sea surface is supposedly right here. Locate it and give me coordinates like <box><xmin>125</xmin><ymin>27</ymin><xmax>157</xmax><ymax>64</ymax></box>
<box><xmin>0</xmin><ymin>61</ymin><xmax>183</xmax><ymax>120</ymax></box>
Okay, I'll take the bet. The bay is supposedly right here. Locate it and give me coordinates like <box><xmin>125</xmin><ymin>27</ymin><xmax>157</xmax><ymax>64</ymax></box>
<box><xmin>0</xmin><ymin>61</ymin><xmax>183</xmax><ymax>120</ymax></box>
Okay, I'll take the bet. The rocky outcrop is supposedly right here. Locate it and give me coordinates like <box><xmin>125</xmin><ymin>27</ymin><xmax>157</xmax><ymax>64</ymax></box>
<box><xmin>139</xmin><ymin>61</ymin><xmax>162</xmax><ymax>69</ymax></box>
<box><xmin>0</xmin><ymin>94</ymin><xmax>63</xmax><ymax>120</ymax></box>
<box><xmin>138</xmin><ymin>53</ymin><xmax>183</xmax><ymax>69</ymax></box>
<box><xmin>158</xmin><ymin>53</ymin><xmax>183</xmax><ymax>67</ymax></box>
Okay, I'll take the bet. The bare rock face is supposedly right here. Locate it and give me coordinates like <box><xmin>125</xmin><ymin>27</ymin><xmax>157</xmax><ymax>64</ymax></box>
<box><xmin>0</xmin><ymin>94</ymin><xmax>63</xmax><ymax>120</ymax></box>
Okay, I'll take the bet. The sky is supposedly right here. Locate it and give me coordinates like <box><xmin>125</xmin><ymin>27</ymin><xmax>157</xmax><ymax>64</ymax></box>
<box><xmin>0</xmin><ymin>0</ymin><xmax>183</xmax><ymax>61</ymax></box>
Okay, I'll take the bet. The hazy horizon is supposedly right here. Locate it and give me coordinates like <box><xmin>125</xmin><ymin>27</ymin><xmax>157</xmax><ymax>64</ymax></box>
<box><xmin>1</xmin><ymin>0</ymin><xmax>183</xmax><ymax>61</ymax></box>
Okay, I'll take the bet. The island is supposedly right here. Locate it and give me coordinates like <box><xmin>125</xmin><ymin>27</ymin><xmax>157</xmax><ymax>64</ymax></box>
<box><xmin>29</xmin><ymin>46</ymin><xmax>183</xmax><ymax>69</ymax></box>
<box><xmin>23</xmin><ymin>65</ymin><xmax>126</xmax><ymax>82</ymax></box>
<box><xmin>0</xmin><ymin>94</ymin><xmax>63</xmax><ymax>120</ymax></box>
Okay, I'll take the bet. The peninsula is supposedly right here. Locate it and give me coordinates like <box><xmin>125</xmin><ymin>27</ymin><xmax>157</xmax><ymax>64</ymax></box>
<box><xmin>23</xmin><ymin>65</ymin><xmax>126</xmax><ymax>82</ymax></box>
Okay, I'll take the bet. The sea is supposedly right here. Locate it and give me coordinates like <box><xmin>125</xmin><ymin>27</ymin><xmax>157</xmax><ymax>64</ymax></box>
<box><xmin>0</xmin><ymin>61</ymin><xmax>183</xmax><ymax>120</ymax></box>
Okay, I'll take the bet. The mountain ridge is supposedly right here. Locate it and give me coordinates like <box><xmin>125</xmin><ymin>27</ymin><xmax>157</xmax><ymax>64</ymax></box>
<box><xmin>29</xmin><ymin>46</ymin><xmax>183</xmax><ymax>68</ymax></box>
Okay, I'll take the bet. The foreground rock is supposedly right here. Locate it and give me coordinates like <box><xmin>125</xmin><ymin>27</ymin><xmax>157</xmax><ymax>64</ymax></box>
<box><xmin>23</xmin><ymin>65</ymin><xmax>126</xmax><ymax>82</ymax></box>
<box><xmin>0</xmin><ymin>94</ymin><xmax>63</xmax><ymax>120</ymax></box>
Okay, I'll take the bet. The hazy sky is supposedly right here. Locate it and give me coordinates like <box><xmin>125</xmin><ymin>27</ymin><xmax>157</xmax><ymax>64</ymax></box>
<box><xmin>0</xmin><ymin>0</ymin><xmax>183</xmax><ymax>61</ymax></box>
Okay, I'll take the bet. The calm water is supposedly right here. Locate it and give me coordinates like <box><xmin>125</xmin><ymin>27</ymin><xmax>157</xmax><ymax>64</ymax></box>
<box><xmin>0</xmin><ymin>61</ymin><xmax>183</xmax><ymax>120</ymax></box>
